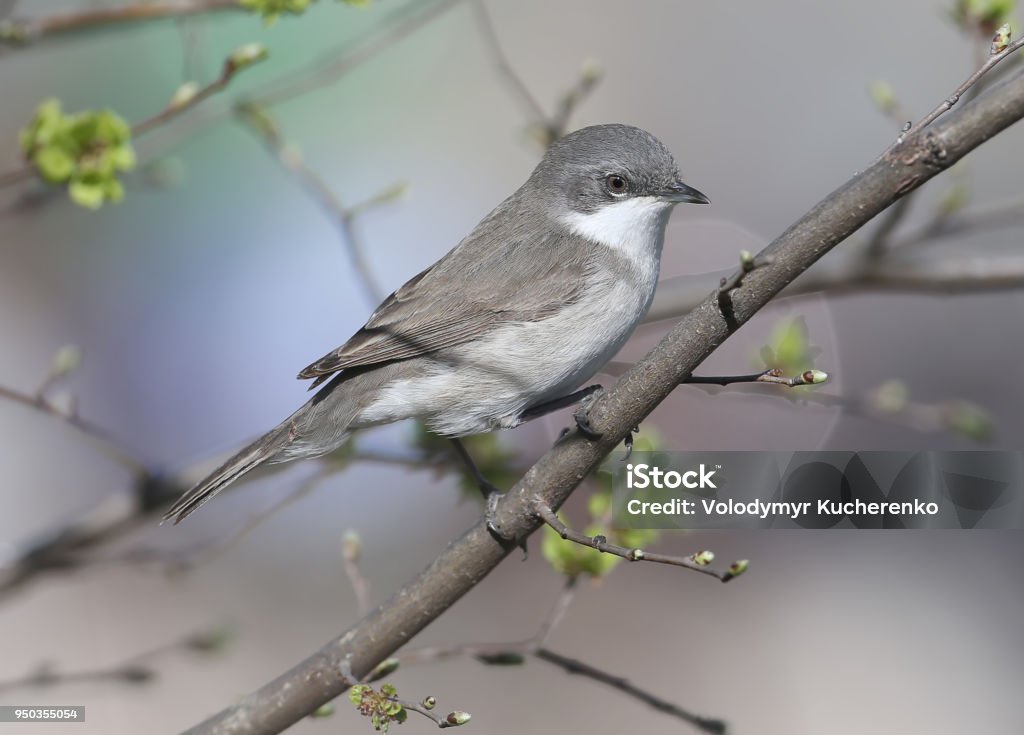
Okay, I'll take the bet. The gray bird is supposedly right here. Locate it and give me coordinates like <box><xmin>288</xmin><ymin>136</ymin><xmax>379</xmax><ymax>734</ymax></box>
<box><xmin>164</xmin><ymin>124</ymin><xmax>708</xmax><ymax>524</ymax></box>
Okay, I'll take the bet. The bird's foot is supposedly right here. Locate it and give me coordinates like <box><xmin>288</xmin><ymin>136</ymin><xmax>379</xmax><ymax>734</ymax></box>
<box><xmin>569</xmin><ymin>387</ymin><xmax>606</xmax><ymax>440</ymax></box>
<box><xmin>485</xmin><ymin>491</ymin><xmax>528</xmax><ymax>559</ymax></box>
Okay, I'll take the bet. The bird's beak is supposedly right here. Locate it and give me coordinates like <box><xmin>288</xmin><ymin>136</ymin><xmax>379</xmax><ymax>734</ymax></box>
<box><xmin>661</xmin><ymin>180</ymin><xmax>710</xmax><ymax>205</ymax></box>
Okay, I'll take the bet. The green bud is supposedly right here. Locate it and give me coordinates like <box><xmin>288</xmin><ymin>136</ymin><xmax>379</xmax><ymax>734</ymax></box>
<box><xmin>309</xmin><ymin>704</ymin><xmax>335</xmax><ymax>718</ymax></box>
<box><xmin>446</xmin><ymin>711</ymin><xmax>472</xmax><ymax>726</ymax></box>
<box><xmin>170</xmin><ymin>81</ymin><xmax>201</xmax><ymax>109</ymax></box>
<box><xmin>869</xmin><ymin>80</ymin><xmax>898</xmax><ymax>114</ymax></box>
<box><xmin>1</xmin><ymin>20</ymin><xmax>29</xmax><ymax>44</ymax></box>
<box><xmin>365</xmin><ymin>658</ymin><xmax>399</xmax><ymax>682</ymax></box>
<box><xmin>475</xmin><ymin>651</ymin><xmax>526</xmax><ymax>666</ymax></box>
<box><xmin>872</xmin><ymin>380</ymin><xmax>909</xmax><ymax>414</ymax></box>
<box><xmin>691</xmin><ymin>550</ymin><xmax>715</xmax><ymax>566</ymax></box>
<box><xmin>804</xmin><ymin>369</ymin><xmax>829</xmax><ymax>385</ymax></box>
<box><xmin>991</xmin><ymin>23</ymin><xmax>1012</xmax><ymax>54</ymax></box>
<box><xmin>228</xmin><ymin>42</ymin><xmax>269</xmax><ymax>71</ymax></box>
<box><xmin>342</xmin><ymin>529</ymin><xmax>362</xmax><ymax>563</ymax></box>
<box><xmin>579</xmin><ymin>58</ymin><xmax>603</xmax><ymax>84</ymax></box>
<box><xmin>421</xmin><ymin>696</ymin><xmax>436</xmax><ymax>710</ymax></box>
<box><xmin>185</xmin><ymin>625</ymin><xmax>234</xmax><ymax>654</ymax></box>
<box><xmin>946</xmin><ymin>401</ymin><xmax>994</xmax><ymax>442</ymax></box>
<box><xmin>727</xmin><ymin>559</ymin><xmax>749</xmax><ymax>579</ymax></box>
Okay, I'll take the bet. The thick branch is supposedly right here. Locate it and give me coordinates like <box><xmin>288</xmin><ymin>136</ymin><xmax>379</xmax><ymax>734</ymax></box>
<box><xmin>181</xmin><ymin>64</ymin><xmax>1024</xmax><ymax>735</ymax></box>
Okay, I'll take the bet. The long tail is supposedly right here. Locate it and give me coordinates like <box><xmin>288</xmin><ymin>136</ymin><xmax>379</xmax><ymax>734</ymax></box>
<box><xmin>162</xmin><ymin>423</ymin><xmax>292</xmax><ymax>525</ymax></box>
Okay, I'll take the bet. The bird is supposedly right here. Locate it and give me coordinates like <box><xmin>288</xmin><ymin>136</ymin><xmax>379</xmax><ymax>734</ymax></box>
<box><xmin>163</xmin><ymin>123</ymin><xmax>709</xmax><ymax>524</ymax></box>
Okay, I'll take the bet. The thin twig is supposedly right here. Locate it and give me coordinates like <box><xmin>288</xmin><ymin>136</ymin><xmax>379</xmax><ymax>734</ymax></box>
<box><xmin>0</xmin><ymin>45</ymin><xmax>264</xmax><ymax>189</ymax></box>
<box><xmin>646</xmin><ymin>248</ymin><xmax>1024</xmax><ymax>325</ymax></box>
<box><xmin>400</xmin><ymin>577</ymin><xmax>725</xmax><ymax>734</ymax></box>
<box><xmin>534</xmin><ymin>502</ymin><xmax>745</xmax><ymax>583</ymax></box>
<box><xmin>0</xmin><ymin>625</ymin><xmax>230</xmax><ymax>694</ymax></box>
<box><xmin>245</xmin><ymin>0</ymin><xmax>465</xmax><ymax>108</ymax></box>
<box><xmin>683</xmin><ymin>368</ymin><xmax>827</xmax><ymax>388</ymax></box>
<box><xmin>471</xmin><ymin>1</ymin><xmax>546</xmax><ymax>124</ymax></box>
<box><xmin>473</xmin><ymin>0</ymin><xmax>599</xmax><ymax>145</ymax></box>
<box><xmin>133</xmin><ymin>50</ymin><xmax>265</xmax><ymax>136</ymax></box>
<box><xmin>342</xmin><ymin>530</ymin><xmax>372</xmax><ymax>616</ymax></box>
<box><xmin>893</xmin><ymin>34</ymin><xmax>1024</xmax><ymax>144</ymax></box>
<box><xmin>395</xmin><ymin>698</ymin><xmax>467</xmax><ymax>729</ymax></box>
<box><xmin>235</xmin><ymin>103</ymin><xmax>385</xmax><ymax>306</ymax></box>
<box><xmin>0</xmin><ymin>384</ymin><xmax>146</xmax><ymax>475</ymax></box>
<box><xmin>865</xmin><ymin>194</ymin><xmax>913</xmax><ymax>255</ymax></box>
<box><xmin>0</xmin><ymin>0</ymin><xmax>241</xmax><ymax>45</ymax></box>
<box><xmin>533</xmin><ymin>576</ymin><xmax>576</xmax><ymax>646</ymax></box>
<box><xmin>532</xmin><ymin>648</ymin><xmax>727</xmax><ymax>734</ymax></box>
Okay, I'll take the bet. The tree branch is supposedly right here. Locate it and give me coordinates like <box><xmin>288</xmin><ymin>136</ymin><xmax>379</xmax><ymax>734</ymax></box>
<box><xmin>0</xmin><ymin>0</ymin><xmax>242</xmax><ymax>45</ymax></box>
<box><xmin>646</xmin><ymin>249</ymin><xmax>1024</xmax><ymax>324</ymax></box>
<box><xmin>179</xmin><ymin>56</ymin><xmax>1024</xmax><ymax>735</ymax></box>
<box><xmin>235</xmin><ymin>103</ymin><xmax>387</xmax><ymax>306</ymax></box>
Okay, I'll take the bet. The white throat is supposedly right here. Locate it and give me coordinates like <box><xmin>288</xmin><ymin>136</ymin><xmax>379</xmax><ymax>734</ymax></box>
<box><xmin>560</xmin><ymin>196</ymin><xmax>673</xmax><ymax>264</ymax></box>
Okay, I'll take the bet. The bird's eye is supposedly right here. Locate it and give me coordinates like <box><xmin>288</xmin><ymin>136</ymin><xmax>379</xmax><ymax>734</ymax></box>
<box><xmin>605</xmin><ymin>174</ymin><xmax>628</xmax><ymax>195</ymax></box>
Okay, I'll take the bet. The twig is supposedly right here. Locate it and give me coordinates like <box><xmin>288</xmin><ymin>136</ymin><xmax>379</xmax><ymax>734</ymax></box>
<box><xmin>245</xmin><ymin>0</ymin><xmax>465</xmax><ymax>108</ymax></box>
<box><xmin>146</xmin><ymin>465</ymin><xmax>336</xmax><ymax>572</ymax></box>
<box><xmin>893</xmin><ymin>33</ymin><xmax>1024</xmax><ymax>144</ymax></box>
<box><xmin>473</xmin><ymin>0</ymin><xmax>599</xmax><ymax>146</ymax></box>
<box><xmin>646</xmin><ymin>248</ymin><xmax>1024</xmax><ymax>325</ymax></box>
<box><xmin>133</xmin><ymin>48</ymin><xmax>266</xmax><ymax>136</ymax></box>
<box><xmin>0</xmin><ymin>44</ymin><xmax>265</xmax><ymax>189</ymax></box>
<box><xmin>0</xmin><ymin>625</ymin><xmax>230</xmax><ymax>694</ymax></box>
<box><xmin>0</xmin><ymin>384</ymin><xmax>146</xmax><ymax>476</ymax></box>
<box><xmin>235</xmin><ymin>103</ymin><xmax>385</xmax><ymax>306</ymax></box>
<box><xmin>395</xmin><ymin>698</ymin><xmax>468</xmax><ymax>729</ymax></box>
<box><xmin>532</xmin><ymin>648</ymin><xmax>727</xmax><ymax>734</ymax></box>
<box><xmin>0</xmin><ymin>446</ymin><xmax>467</xmax><ymax>599</ymax></box>
<box><xmin>0</xmin><ymin>0</ymin><xmax>241</xmax><ymax>45</ymax></box>
<box><xmin>534</xmin><ymin>502</ymin><xmax>745</xmax><ymax>583</ymax></box>
<box><xmin>865</xmin><ymin>194</ymin><xmax>913</xmax><ymax>254</ymax></box>
<box><xmin>399</xmin><ymin>577</ymin><xmax>726</xmax><ymax>734</ymax></box>
<box><xmin>342</xmin><ymin>530</ymin><xmax>372</xmax><ymax>616</ymax></box>
<box><xmin>471</xmin><ymin>1</ymin><xmax>546</xmax><ymax>124</ymax></box>
<box><xmin>683</xmin><ymin>368</ymin><xmax>827</xmax><ymax>388</ymax></box>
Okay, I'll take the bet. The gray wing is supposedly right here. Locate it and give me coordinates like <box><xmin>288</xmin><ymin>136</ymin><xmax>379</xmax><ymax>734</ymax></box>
<box><xmin>298</xmin><ymin>198</ymin><xmax>590</xmax><ymax>386</ymax></box>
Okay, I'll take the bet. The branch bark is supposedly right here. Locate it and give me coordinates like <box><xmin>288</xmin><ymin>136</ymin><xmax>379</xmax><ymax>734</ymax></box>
<box><xmin>181</xmin><ymin>64</ymin><xmax>1024</xmax><ymax>735</ymax></box>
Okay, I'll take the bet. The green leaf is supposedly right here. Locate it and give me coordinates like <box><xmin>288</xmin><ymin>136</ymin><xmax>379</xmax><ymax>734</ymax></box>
<box><xmin>68</xmin><ymin>179</ymin><xmax>105</xmax><ymax>209</ymax></box>
<box><xmin>33</xmin><ymin>146</ymin><xmax>75</xmax><ymax>182</ymax></box>
<box><xmin>309</xmin><ymin>704</ymin><xmax>335</xmax><ymax>718</ymax></box>
<box><xmin>109</xmin><ymin>145</ymin><xmax>137</xmax><ymax>172</ymax></box>
<box><xmin>350</xmin><ymin>684</ymin><xmax>370</xmax><ymax>706</ymax></box>
<box><xmin>103</xmin><ymin>178</ymin><xmax>125</xmax><ymax>204</ymax></box>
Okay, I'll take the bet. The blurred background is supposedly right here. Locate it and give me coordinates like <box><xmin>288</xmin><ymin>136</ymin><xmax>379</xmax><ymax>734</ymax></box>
<box><xmin>1</xmin><ymin>0</ymin><xmax>1022</xmax><ymax>733</ymax></box>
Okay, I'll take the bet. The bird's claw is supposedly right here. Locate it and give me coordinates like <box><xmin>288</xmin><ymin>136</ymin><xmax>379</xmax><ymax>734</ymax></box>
<box><xmin>621</xmin><ymin>426</ymin><xmax>640</xmax><ymax>461</ymax></box>
<box><xmin>573</xmin><ymin>408</ymin><xmax>603</xmax><ymax>440</ymax></box>
<box><xmin>485</xmin><ymin>491</ymin><xmax>528</xmax><ymax>558</ymax></box>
